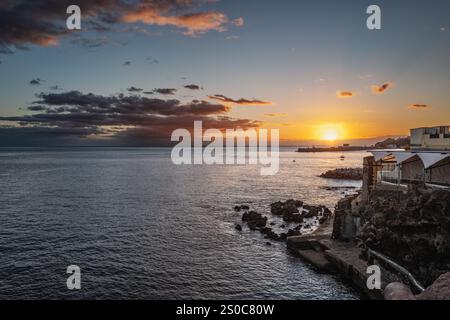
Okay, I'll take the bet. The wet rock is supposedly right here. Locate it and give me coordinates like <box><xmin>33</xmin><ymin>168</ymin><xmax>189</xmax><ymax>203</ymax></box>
<box><xmin>234</xmin><ymin>205</ymin><xmax>250</xmax><ymax>212</ymax></box>
<box><xmin>282</xmin><ymin>212</ymin><xmax>304</xmax><ymax>223</ymax></box>
<box><xmin>266</xmin><ymin>242</ymin><xmax>272</xmax><ymax>246</ymax></box>
<box><xmin>258</xmin><ymin>227</ymin><xmax>272</xmax><ymax>235</ymax></box>
<box><xmin>266</xmin><ymin>232</ymin><xmax>281</xmax><ymax>241</ymax></box>
<box><xmin>286</xmin><ymin>229</ymin><xmax>301</xmax><ymax>237</ymax></box>
<box><xmin>270</xmin><ymin>199</ymin><xmax>302</xmax><ymax>216</ymax></box>
<box><xmin>319</xmin><ymin>168</ymin><xmax>363</xmax><ymax>180</ymax></box>
<box><xmin>235</xmin><ymin>224</ymin><xmax>242</xmax><ymax>231</ymax></box>
<box><xmin>242</xmin><ymin>210</ymin><xmax>267</xmax><ymax>231</ymax></box>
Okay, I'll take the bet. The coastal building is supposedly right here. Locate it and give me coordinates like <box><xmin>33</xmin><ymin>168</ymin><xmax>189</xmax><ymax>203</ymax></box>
<box><xmin>345</xmin><ymin>126</ymin><xmax>450</xmax><ymax>240</ymax></box>
<box><xmin>363</xmin><ymin>126</ymin><xmax>450</xmax><ymax>195</ymax></box>
<box><xmin>410</xmin><ymin>126</ymin><xmax>450</xmax><ymax>151</ymax></box>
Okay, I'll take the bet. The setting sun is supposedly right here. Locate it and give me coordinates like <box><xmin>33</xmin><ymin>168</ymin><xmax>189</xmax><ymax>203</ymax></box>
<box><xmin>323</xmin><ymin>130</ymin><xmax>338</xmax><ymax>141</ymax></box>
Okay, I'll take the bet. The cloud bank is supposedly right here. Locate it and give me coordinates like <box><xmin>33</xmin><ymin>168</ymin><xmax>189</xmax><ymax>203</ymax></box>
<box><xmin>0</xmin><ymin>90</ymin><xmax>261</xmax><ymax>146</ymax></box>
<box><xmin>0</xmin><ymin>0</ymin><xmax>243</xmax><ymax>54</ymax></box>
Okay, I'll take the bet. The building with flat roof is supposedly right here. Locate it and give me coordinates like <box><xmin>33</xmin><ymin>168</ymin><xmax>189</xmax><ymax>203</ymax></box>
<box><xmin>410</xmin><ymin>126</ymin><xmax>450</xmax><ymax>151</ymax></box>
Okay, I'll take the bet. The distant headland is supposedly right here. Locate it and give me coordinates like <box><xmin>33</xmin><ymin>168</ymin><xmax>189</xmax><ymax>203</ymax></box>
<box><xmin>296</xmin><ymin>137</ymin><xmax>410</xmax><ymax>152</ymax></box>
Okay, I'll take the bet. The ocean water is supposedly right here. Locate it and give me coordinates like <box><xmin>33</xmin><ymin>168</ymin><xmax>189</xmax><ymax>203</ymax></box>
<box><xmin>0</xmin><ymin>148</ymin><xmax>365</xmax><ymax>299</ymax></box>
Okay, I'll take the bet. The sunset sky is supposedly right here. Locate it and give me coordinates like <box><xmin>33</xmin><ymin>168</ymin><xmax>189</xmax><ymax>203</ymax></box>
<box><xmin>0</xmin><ymin>0</ymin><xmax>449</xmax><ymax>146</ymax></box>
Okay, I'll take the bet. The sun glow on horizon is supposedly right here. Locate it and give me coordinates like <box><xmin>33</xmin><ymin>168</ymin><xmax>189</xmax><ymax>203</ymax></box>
<box><xmin>314</xmin><ymin>123</ymin><xmax>345</xmax><ymax>141</ymax></box>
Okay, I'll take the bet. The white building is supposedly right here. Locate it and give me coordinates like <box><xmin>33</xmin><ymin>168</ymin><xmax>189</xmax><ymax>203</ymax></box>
<box><xmin>367</xmin><ymin>126</ymin><xmax>450</xmax><ymax>188</ymax></box>
<box><xmin>410</xmin><ymin>126</ymin><xmax>450</xmax><ymax>151</ymax></box>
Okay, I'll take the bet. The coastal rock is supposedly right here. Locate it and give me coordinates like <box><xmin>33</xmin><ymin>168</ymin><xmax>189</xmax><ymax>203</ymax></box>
<box><xmin>270</xmin><ymin>199</ymin><xmax>302</xmax><ymax>216</ymax></box>
<box><xmin>242</xmin><ymin>210</ymin><xmax>267</xmax><ymax>230</ymax></box>
<box><xmin>358</xmin><ymin>187</ymin><xmax>450</xmax><ymax>287</ymax></box>
<box><xmin>265</xmin><ymin>230</ymin><xmax>281</xmax><ymax>241</ymax></box>
<box><xmin>235</xmin><ymin>224</ymin><xmax>242</xmax><ymax>231</ymax></box>
<box><xmin>270</xmin><ymin>199</ymin><xmax>330</xmax><ymax>224</ymax></box>
<box><xmin>417</xmin><ymin>272</ymin><xmax>450</xmax><ymax>300</ymax></box>
<box><xmin>282</xmin><ymin>212</ymin><xmax>304</xmax><ymax>223</ymax></box>
<box><xmin>286</xmin><ymin>229</ymin><xmax>301</xmax><ymax>237</ymax></box>
<box><xmin>234</xmin><ymin>205</ymin><xmax>250</xmax><ymax>212</ymax></box>
<box><xmin>319</xmin><ymin>168</ymin><xmax>363</xmax><ymax>180</ymax></box>
<box><xmin>384</xmin><ymin>283</ymin><xmax>416</xmax><ymax>300</ymax></box>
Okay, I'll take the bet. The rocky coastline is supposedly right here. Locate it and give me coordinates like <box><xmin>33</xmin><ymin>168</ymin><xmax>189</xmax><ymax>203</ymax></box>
<box><xmin>319</xmin><ymin>168</ymin><xmax>363</xmax><ymax>180</ymax></box>
<box><xmin>234</xmin><ymin>185</ymin><xmax>450</xmax><ymax>300</ymax></box>
<box><xmin>234</xmin><ymin>200</ymin><xmax>332</xmax><ymax>243</ymax></box>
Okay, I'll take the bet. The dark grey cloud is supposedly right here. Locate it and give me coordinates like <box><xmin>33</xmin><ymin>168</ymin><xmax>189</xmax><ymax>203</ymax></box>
<box><xmin>153</xmin><ymin>88</ymin><xmax>177</xmax><ymax>95</ymax></box>
<box><xmin>0</xmin><ymin>90</ymin><xmax>261</xmax><ymax>146</ymax></box>
<box><xmin>29</xmin><ymin>78</ymin><xmax>44</xmax><ymax>85</ymax></box>
<box><xmin>0</xmin><ymin>0</ymin><xmax>234</xmax><ymax>54</ymax></box>
<box><xmin>146</xmin><ymin>56</ymin><xmax>159</xmax><ymax>64</ymax></box>
<box><xmin>127</xmin><ymin>86</ymin><xmax>143</xmax><ymax>92</ymax></box>
<box><xmin>184</xmin><ymin>84</ymin><xmax>201</xmax><ymax>90</ymax></box>
<box><xmin>208</xmin><ymin>94</ymin><xmax>272</xmax><ymax>105</ymax></box>
<box><xmin>70</xmin><ymin>36</ymin><xmax>127</xmax><ymax>49</ymax></box>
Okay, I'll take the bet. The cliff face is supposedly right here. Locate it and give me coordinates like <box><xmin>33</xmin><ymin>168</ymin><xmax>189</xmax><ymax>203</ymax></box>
<box><xmin>358</xmin><ymin>186</ymin><xmax>450</xmax><ymax>286</ymax></box>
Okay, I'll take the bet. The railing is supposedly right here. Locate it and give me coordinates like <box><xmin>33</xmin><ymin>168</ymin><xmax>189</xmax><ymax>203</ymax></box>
<box><xmin>367</xmin><ymin>249</ymin><xmax>425</xmax><ymax>293</ymax></box>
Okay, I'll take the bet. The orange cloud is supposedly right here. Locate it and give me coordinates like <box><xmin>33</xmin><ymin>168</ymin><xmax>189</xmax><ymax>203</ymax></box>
<box><xmin>336</xmin><ymin>91</ymin><xmax>354</xmax><ymax>98</ymax></box>
<box><xmin>122</xmin><ymin>7</ymin><xmax>229</xmax><ymax>36</ymax></box>
<box><xmin>371</xmin><ymin>82</ymin><xmax>394</xmax><ymax>94</ymax></box>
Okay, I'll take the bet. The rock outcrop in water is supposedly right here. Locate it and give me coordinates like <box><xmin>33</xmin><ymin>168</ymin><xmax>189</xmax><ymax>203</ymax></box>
<box><xmin>242</xmin><ymin>211</ymin><xmax>267</xmax><ymax>230</ymax></box>
<box><xmin>235</xmin><ymin>200</ymin><xmax>332</xmax><ymax>243</ymax></box>
<box><xmin>319</xmin><ymin>168</ymin><xmax>363</xmax><ymax>180</ymax></box>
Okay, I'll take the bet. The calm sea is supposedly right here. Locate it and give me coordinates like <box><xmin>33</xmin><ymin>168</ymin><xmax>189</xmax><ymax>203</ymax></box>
<box><xmin>0</xmin><ymin>148</ymin><xmax>365</xmax><ymax>299</ymax></box>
